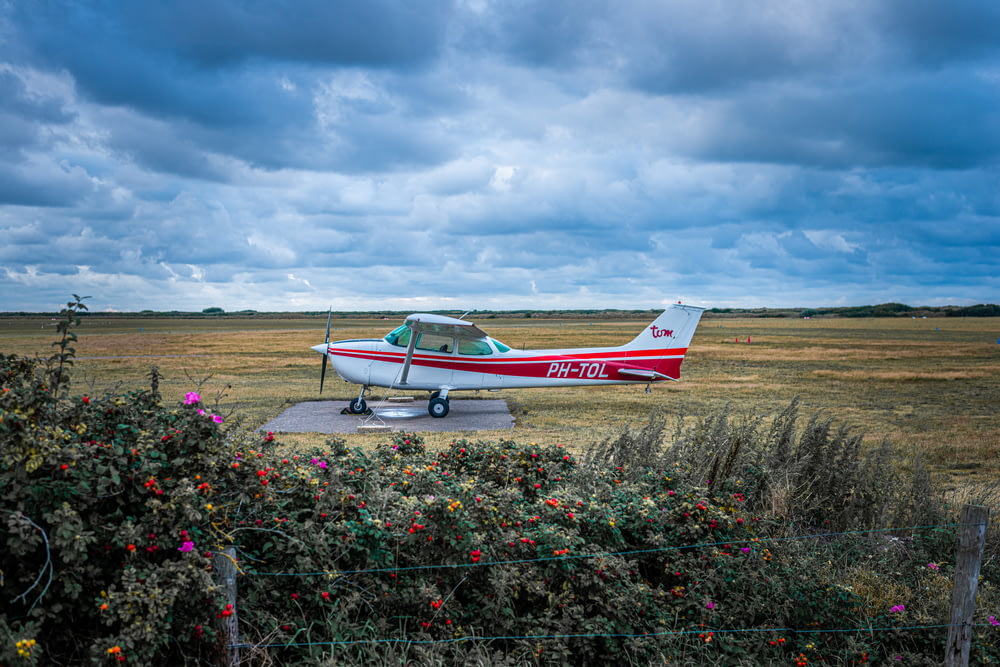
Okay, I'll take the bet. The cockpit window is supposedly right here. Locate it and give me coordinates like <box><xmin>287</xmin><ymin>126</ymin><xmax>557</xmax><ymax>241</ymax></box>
<box><xmin>416</xmin><ymin>333</ymin><xmax>454</xmax><ymax>353</ymax></box>
<box><xmin>491</xmin><ymin>338</ymin><xmax>511</xmax><ymax>353</ymax></box>
<box><xmin>458</xmin><ymin>339</ymin><xmax>492</xmax><ymax>355</ymax></box>
<box><xmin>385</xmin><ymin>325</ymin><xmax>411</xmax><ymax>347</ymax></box>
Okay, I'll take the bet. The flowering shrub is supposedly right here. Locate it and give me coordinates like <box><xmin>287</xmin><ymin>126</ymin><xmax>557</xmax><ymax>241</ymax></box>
<box><xmin>1</xmin><ymin>302</ymin><xmax>998</xmax><ymax>665</ymax></box>
<box><xmin>0</xmin><ymin>356</ymin><xmax>244</xmax><ymax>663</ymax></box>
<box><xmin>219</xmin><ymin>432</ymin><xmax>1000</xmax><ymax>666</ymax></box>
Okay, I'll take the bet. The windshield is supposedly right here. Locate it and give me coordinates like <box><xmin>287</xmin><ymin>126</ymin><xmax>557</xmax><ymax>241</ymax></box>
<box><xmin>385</xmin><ymin>325</ymin><xmax>410</xmax><ymax>347</ymax></box>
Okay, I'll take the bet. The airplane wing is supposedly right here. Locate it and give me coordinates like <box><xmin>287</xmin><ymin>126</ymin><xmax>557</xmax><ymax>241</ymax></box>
<box><xmin>398</xmin><ymin>313</ymin><xmax>488</xmax><ymax>385</ymax></box>
<box><xmin>405</xmin><ymin>313</ymin><xmax>488</xmax><ymax>339</ymax></box>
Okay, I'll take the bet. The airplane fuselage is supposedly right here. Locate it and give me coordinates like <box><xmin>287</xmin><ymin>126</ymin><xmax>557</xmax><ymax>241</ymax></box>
<box><xmin>317</xmin><ymin>339</ymin><xmax>691</xmax><ymax>391</ymax></box>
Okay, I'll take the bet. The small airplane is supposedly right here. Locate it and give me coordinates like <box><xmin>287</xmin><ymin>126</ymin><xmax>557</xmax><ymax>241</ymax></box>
<box><xmin>311</xmin><ymin>303</ymin><xmax>705</xmax><ymax>418</ymax></box>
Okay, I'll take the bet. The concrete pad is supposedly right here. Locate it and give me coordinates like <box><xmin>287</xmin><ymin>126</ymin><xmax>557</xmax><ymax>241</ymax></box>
<box><xmin>258</xmin><ymin>399</ymin><xmax>514</xmax><ymax>434</ymax></box>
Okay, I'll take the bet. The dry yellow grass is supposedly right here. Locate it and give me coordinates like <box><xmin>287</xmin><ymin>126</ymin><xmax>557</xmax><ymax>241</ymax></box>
<box><xmin>2</xmin><ymin>313</ymin><xmax>998</xmax><ymax>486</ymax></box>
<box><xmin>812</xmin><ymin>368</ymin><xmax>1000</xmax><ymax>381</ymax></box>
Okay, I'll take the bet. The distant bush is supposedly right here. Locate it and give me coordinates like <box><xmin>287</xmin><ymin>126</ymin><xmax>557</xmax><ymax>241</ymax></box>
<box><xmin>797</xmin><ymin>302</ymin><xmax>1000</xmax><ymax>318</ymax></box>
<box><xmin>2</xmin><ymin>300</ymin><xmax>998</xmax><ymax>665</ymax></box>
<box><xmin>947</xmin><ymin>304</ymin><xmax>1000</xmax><ymax>317</ymax></box>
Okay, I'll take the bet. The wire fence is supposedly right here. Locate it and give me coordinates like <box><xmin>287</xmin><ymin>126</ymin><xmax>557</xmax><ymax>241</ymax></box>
<box><xmin>215</xmin><ymin>517</ymin><xmax>997</xmax><ymax>654</ymax></box>
<box><xmin>241</xmin><ymin>522</ymin><xmax>967</xmax><ymax>578</ymax></box>
<box><xmin>231</xmin><ymin>624</ymin><xmax>979</xmax><ymax>651</ymax></box>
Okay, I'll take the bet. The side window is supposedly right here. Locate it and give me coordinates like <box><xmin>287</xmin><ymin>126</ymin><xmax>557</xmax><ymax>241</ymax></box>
<box><xmin>416</xmin><ymin>333</ymin><xmax>455</xmax><ymax>353</ymax></box>
<box><xmin>458</xmin><ymin>339</ymin><xmax>493</xmax><ymax>355</ymax></box>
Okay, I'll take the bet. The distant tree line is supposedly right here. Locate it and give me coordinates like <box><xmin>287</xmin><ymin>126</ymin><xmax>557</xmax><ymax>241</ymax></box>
<box><xmin>795</xmin><ymin>303</ymin><xmax>1000</xmax><ymax>318</ymax></box>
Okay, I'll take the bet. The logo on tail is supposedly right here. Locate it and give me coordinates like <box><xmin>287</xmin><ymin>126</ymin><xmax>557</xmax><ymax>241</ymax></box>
<box><xmin>649</xmin><ymin>325</ymin><xmax>674</xmax><ymax>339</ymax></box>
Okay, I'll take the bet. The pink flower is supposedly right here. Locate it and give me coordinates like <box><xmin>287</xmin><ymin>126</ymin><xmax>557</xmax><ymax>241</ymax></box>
<box><xmin>890</xmin><ymin>605</ymin><xmax>906</xmax><ymax>613</ymax></box>
<box><xmin>211</xmin><ymin>414</ymin><xmax>223</xmax><ymax>423</ymax></box>
<box><xmin>927</xmin><ymin>562</ymin><xmax>940</xmax><ymax>571</ymax></box>
<box><xmin>184</xmin><ymin>392</ymin><xmax>201</xmax><ymax>405</ymax></box>
<box><xmin>989</xmin><ymin>615</ymin><xmax>998</xmax><ymax>627</ymax></box>
<box><xmin>706</xmin><ymin>601</ymin><xmax>715</xmax><ymax>610</ymax></box>
<box><xmin>178</xmin><ymin>541</ymin><xmax>195</xmax><ymax>552</ymax></box>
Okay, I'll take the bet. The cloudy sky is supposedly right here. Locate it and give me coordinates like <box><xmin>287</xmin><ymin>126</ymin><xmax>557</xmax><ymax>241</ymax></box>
<box><xmin>1</xmin><ymin>1</ymin><xmax>998</xmax><ymax>312</ymax></box>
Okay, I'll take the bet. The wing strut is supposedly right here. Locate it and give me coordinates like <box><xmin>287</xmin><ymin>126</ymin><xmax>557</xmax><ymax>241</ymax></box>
<box><xmin>398</xmin><ymin>330</ymin><xmax>418</xmax><ymax>385</ymax></box>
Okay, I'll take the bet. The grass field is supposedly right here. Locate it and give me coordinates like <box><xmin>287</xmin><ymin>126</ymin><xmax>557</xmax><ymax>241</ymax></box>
<box><xmin>2</xmin><ymin>312</ymin><xmax>997</xmax><ymax>486</ymax></box>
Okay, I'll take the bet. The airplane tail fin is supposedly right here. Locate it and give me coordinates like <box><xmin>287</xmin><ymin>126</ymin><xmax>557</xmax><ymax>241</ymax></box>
<box><xmin>622</xmin><ymin>303</ymin><xmax>705</xmax><ymax>380</ymax></box>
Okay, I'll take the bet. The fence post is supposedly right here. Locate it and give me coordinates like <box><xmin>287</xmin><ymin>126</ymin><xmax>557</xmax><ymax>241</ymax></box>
<box><xmin>213</xmin><ymin>547</ymin><xmax>240</xmax><ymax>667</ymax></box>
<box><xmin>944</xmin><ymin>504</ymin><xmax>990</xmax><ymax>667</ymax></box>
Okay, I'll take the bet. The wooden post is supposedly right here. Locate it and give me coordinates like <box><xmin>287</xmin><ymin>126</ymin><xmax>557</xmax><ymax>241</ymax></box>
<box><xmin>213</xmin><ymin>547</ymin><xmax>240</xmax><ymax>667</ymax></box>
<box><xmin>944</xmin><ymin>505</ymin><xmax>990</xmax><ymax>667</ymax></box>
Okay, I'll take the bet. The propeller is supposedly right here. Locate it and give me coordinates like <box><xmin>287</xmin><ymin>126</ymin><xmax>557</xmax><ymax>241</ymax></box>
<box><xmin>319</xmin><ymin>307</ymin><xmax>332</xmax><ymax>394</ymax></box>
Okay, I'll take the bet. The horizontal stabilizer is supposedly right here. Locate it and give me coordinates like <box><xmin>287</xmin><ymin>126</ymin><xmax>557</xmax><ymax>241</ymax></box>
<box><xmin>617</xmin><ymin>368</ymin><xmax>677</xmax><ymax>381</ymax></box>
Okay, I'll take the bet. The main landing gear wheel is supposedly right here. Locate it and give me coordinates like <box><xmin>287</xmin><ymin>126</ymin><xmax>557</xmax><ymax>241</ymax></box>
<box><xmin>428</xmin><ymin>397</ymin><xmax>449</xmax><ymax>418</ymax></box>
<box><xmin>348</xmin><ymin>397</ymin><xmax>368</xmax><ymax>414</ymax></box>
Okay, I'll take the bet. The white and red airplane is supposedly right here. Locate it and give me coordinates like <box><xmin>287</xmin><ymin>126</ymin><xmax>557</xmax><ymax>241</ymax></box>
<box><xmin>311</xmin><ymin>303</ymin><xmax>704</xmax><ymax>418</ymax></box>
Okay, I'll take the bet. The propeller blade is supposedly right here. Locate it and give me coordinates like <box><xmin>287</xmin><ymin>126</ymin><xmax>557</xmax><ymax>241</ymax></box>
<box><xmin>319</xmin><ymin>307</ymin><xmax>332</xmax><ymax>394</ymax></box>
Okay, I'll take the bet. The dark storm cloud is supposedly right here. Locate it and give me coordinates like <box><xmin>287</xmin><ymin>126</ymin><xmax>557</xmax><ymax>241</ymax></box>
<box><xmin>6</xmin><ymin>1</ymin><xmax>454</xmax><ymax>175</ymax></box>
<box><xmin>0</xmin><ymin>162</ymin><xmax>95</xmax><ymax>207</ymax></box>
<box><xmin>875</xmin><ymin>0</ymin><xmax>1000</xmax><ymax>64</ymax></box>
<box><xmin>0</xmin><ymin>69</ymin><xmax>73</xmax><ymax>130</ymax></box>
<box><xmin>10</xmin><ymin>0</ymin><xmax>451</xmax><ymax>99</ymax></box>
<box><xmin>10</xmin><ymin>4</ymin><xmax>289</xmax><ymax>128</ymax></box>
<box><xmin>465</xmin><ymin>1</ymin><xmax>1000</xmax><ymax>170</ymax></box>
<box><xmin>102</xmin><ymin>114</ymin><xmax>235</xmax><ymax>182</ymax></box>
<box><xmin>0</xmin><ymin>69</ymin><xmax>84</xmax><ymax>206</ymax></box>
<box><xmin>617</xmin><ymin>1</ymin><xmax>1000</xmax><ymax>94</ymax></box>
<box><xmin>132</xmin><ymin>0</ymin><xmax>451</xmax><ymax>69</ymax></box>
<box><xmin>457</xmin><ymin>0</ymin><xmax>606</xmax><ymax>69</ymax></box>
<box><xmin>686</xmin><ymin>71</ymin><xmax>1000</xmax><ymax>169</ymax></box>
